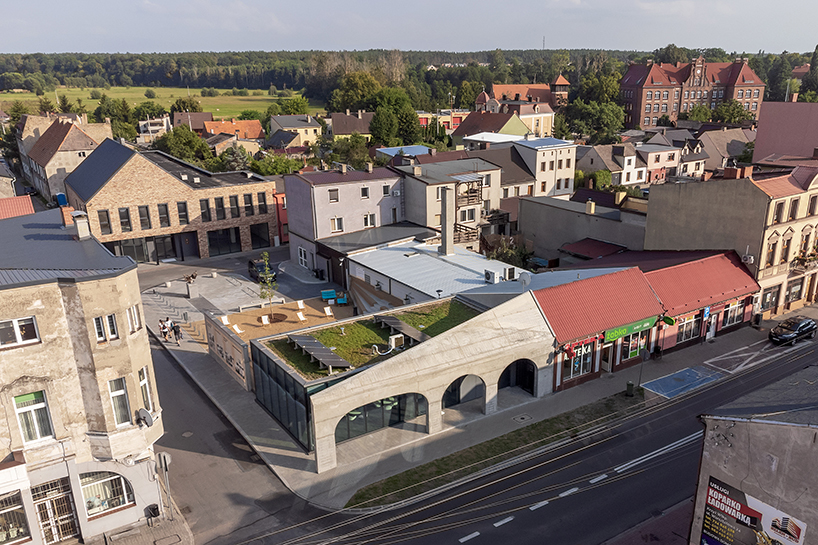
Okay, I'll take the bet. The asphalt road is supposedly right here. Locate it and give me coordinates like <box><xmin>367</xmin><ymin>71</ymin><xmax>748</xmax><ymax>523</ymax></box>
<box><xmin>151</xmin><ymin>345</ymin><xmax>327</xmax><ymax>545</ymax></box>
<box><xmin>265</xmin><ymin>340</ymin><xmax>817</xmax><ymax>545</ymax></box>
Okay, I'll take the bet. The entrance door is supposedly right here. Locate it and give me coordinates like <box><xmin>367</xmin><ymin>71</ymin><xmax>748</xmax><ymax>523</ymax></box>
<box><xmin>31</xmin><ymin>478</ymin><xmax>79</xmax><ymax>544</ymax></box>
<box><xmin>706</xmin><ymin>315</ymin><xmax>718</xmax><ymax>340</ymax></box>
<box><xmin>600</xmin><ymin>343</ymin><xmax>614</xmax><ymax>372</ymax></box>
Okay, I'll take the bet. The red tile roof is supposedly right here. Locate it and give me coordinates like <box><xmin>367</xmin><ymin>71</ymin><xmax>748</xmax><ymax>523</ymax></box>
<box><xmin>552</xmin><ymin>74</ymin><xmax>570</xmax><ymax>86</ymax></box>
<box><xmin>621</xmin><ymin>59</ymin><xmax>764</xmax><ymax>89</ymax></box>
<box><xmin>560</xmin><ymin>238</ymin><xmax>627</xmax><ymax>259</ymax></box>
<box><xmin>533</xmin><ymin>268</ymin><xmax>664</xmax><ymax>344</ymax></box>
<box><xmin>752</xmin><ymin>166</ymin><xmax>818</xmax><ymax>198</ymax></box>
<box><xmin>491</xmin><ymin>84</ymin><xmax>552</xmax><ymax>104</ymax></box>
<box><xmin>644</xmin><ymin>252</ymin><xmax>759</xmax><ymax>318</ymax></box>
<box><xmin>28</xmin><ymin>121</ymin><xmax>98</xmax><ymax>166</ymax></box>
<box><xmin>0</xmin><ymin>195</ymin><xmax>35</xmax><ymax>220</ymax></box>
<box><xmin>203</xmin><ymin>119</ymin><xmax>265</xmax><ymax>139</ymax></box>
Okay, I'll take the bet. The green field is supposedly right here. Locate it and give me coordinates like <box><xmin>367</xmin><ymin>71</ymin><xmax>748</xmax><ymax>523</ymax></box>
<box><xmin>1</xmin><ymin>86</ymin><xmax>326</xmax><ymax>119</ymax></box>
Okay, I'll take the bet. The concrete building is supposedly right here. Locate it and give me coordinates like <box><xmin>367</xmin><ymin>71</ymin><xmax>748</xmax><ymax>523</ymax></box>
<box><xmin>135</xmin><ymin>116</ymin><xmax>172</xmax><ymax>145</ymax></box>
<box><xmin>328</xmin><ymin>110</ymin><xmax>374</xmax><ymax>140</ymax></box>
<box><xmin>690</xmin><ymin>365</ymin><xmax>818</xmax><ymax>545</ymax></box>
<box><xmin>575</xmin><ymin>143</ymin><xmax>648</xmax><ymax>186</ymax></box>
<box><xmin>64</xmin><ymin>139</ymin><xmax>278</xmax><ymax>263</ymax></box>
<box><xmin>268</xmin><ymin>115</ymin><xmax>322</xmax><ymax>147</ymax></box>
<box><xmin>0</xmin><ymin>208</ymin><xmax>164</xmax><ymax>545</ymax></box>
<box><xmin>634</xmin><ymin>143</ymin><xmax>682</xmax><ymax>183</ymax></box>
<box><xmin>644</xmin><ymin>166</ymin><xmax>818</xmax><ymax>318</ymax></box>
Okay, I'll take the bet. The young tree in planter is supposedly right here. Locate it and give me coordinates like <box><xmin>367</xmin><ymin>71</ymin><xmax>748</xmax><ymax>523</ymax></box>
<box><xmin>258</xmin><ymin>252</ymin><xmax>279</xmax><ymax>320</ymax></box>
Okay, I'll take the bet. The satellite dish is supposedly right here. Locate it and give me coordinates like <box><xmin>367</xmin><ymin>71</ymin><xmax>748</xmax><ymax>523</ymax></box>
<box><xmin>518</xmin><ymin>272</ymin><xmax>532</xmax><ymax>288</ymax></box>
<box><xmin>137</xmin><ymin>408</ymin><xmax>154</xmax><ymax>427</ymax></box>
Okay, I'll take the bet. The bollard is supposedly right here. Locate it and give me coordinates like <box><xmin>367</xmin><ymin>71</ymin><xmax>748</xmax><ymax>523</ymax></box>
<box><xmin>626</xmin><ymin>380</ymin><xmax>634</xmax><ymax>397</ymax></box>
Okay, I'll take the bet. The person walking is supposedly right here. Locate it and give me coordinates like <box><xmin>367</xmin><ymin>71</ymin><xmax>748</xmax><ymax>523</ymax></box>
<box><xmin>159</xmin><ymin>320</ymin><xmax>169</xmax><ymax>342</ymax></box>
<box><xmin>172</xmin><ymin>321</ymin><xmax>183</xmax><ymax>344</ymax></box>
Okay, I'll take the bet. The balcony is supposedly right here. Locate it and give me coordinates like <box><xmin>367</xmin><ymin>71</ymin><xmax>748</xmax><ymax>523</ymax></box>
<box><xmin>480</xmin><ymin>209</ymin><xmax>509</xmax><ymax>226</ymax></box>
<box><xmin>457</xmin><ymin>188</ymin><xmax>483</xmax><ymax>207</ymax></box>
<box><xmin>453</xmin><ymin>223</ymin><xmax>479</xmax><ymax>243</ymax></box>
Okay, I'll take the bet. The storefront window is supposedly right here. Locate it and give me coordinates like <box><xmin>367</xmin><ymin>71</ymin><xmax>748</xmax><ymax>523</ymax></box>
<box><xmin>563</xmin><ymin>342</ymin><xmax>593</xmax><ymax>380</ymax></box>
<box><xmin>623</xmin><ymin>330</ymin><xmax>649</xmax><ymax>360</ymax></box>
<box><xmin>785</xmin><ymin>278</ymin><xmax>804</xmax><ymax>302</ymax></box>
<box><xmin>80</xmin><ymin>472</ymin><xmax>134</xmax><ymax>517</ymax></box>
<box><xmin>677</xmin><ymin>314</ymin><xmax>702</xmax><ymax>343</ymax></box>
<box><xmin>0</xmin><ymin>491</ymin><xmax>31</xmax><ymax>544</ymax></box>
<box><xmin>722</xmin><ymin>301</ymin><xmax>744</xmax><ymax>328</ymax></box>
<box><xmin>760</xmin><ymin>285</ymin><xmax>781</xmax><ymax>311</ymax></box>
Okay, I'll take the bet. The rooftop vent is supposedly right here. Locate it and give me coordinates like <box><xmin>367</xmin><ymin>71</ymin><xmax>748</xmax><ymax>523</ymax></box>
<box><xmin>181</xmin><ymin>174</ymin><xmax>188</xmax><ymax>181</ymax></box>
<box><xmin>193</xmin><ymin>177</ymin><xmax>200</xmax><ymax>183</ymax></box>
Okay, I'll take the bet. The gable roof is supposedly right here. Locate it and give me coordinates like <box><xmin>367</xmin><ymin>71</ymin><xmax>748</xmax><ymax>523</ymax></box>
<box><xmin>203</xmin><ymin>119</ymin><xmax>264</xmax><ymax>139</ymax></box>
<box><xmin>451</xmin><ymin>111</ymin><xmax>517</xmax><ymax>137</ymax></box>
<box><xmin>469</xmin><ymin>146</ymin><xmax>535</xmax><ymax>185</ymax></box>
<box><xmin>266</xmin><ymin>129</ymin><xmax>298</xmax><ymax>149</ymax></box>
<box><xmin>752</xmin><ymin>166</ymin><xmax>818</xmax><ymax>199</ymax></box>
<box><xmin>28</xmin><ymin>121</ymin><xmax>98</xmax><ymax>166</ymax></box>
<box><xmin>621</xmin><ymin>59</ymin><xmax>764</xmax><ymax>89</ymax></box>
<box><xmin>698</xmin><ymin>127</ymin><xmax>754</xmax><ymax>160</ymax></box>
<box><xmin>287</xmin><ymin>167</ymin><xmax>398</xmax><ymax>187</ymax></box>
<box><xmin>491</xmin><ymin>84</ymin><xmax>552</xmax><ymax>104</ymax></box>
<box><xmin>172</xmin><ymin>112</ymin><xmax>213</xmax><ymax>130</ymax></box>
<box><xmin>533</xmin><ymin>267</ymin><xmax>664</xmax><ymax>344</ymax></box>
<box><xmin>0</xmin><ymin>195</ymin><xmax>35</xmax><ymax>220</ymax></box>
<box><xmin>64</xmin><ymin>138</ymin><xmax>137</xmax><ymax>202</ymax></box>
<box><xmin>552</xmin><ymin>74</ymin><xmax>570</xmax><ymax>86</ymax></box>
<box><xmin>270</xmin><ymin>115</ymin><xmax>321</xmax><ymax>130</ymax></box>
<box><xmin>330</xmin><ymin>111</ymin><xmax>375</xmax><ymax>136</ymax></box>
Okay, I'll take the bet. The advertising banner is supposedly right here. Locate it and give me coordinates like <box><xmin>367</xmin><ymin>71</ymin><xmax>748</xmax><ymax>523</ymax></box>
<box><xmin>604</xmin><ymin>317</ymin><xmax>657</xmax><ymax>343</ymax></box>
<box><xmin>701</xmin><ymin>476</ymin><xmax>807</xmax><ymax>545</ymax></box>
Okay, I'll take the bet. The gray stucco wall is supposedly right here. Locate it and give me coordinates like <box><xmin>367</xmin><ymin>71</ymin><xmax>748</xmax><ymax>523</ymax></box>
<box><xmin>283</xmin><ymin>175</ymin><xmax>315</xmax><ymax>244</ymax></box>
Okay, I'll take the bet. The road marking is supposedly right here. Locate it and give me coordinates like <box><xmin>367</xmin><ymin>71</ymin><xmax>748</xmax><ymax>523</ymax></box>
<box><xmin>459</xmin><ymin>532</ymin><xmax>480</xmax><ymax>542</ymax></box>
<box><xmin>614</xmin><ymin>431</ymin><xmax>703</xmax><ymax>473</ymax></box>
<box><xmin>529</xmin><ymin>501</ymin><xmax>549</xmax><ymax>510</ymax></box>
<box><xmin>589</xmin><ymin>474</ymin><xmax>608</xmax><ymax>484</ymax></box>
<box><xmin>559</xmin><ymin>487</ymin><xmax>579</xmax><ymax>497</ymax></box>
<box><xmin>494</xmin><ymin>517</ymin><xmax>514</xmax><ymax>527</ymax></box>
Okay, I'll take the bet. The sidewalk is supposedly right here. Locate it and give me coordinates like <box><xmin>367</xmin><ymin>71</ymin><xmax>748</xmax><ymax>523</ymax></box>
<box><xmin>142</xmin><ymin>277</ymin><xmax>808</xmax><ymax>510</ymax></box>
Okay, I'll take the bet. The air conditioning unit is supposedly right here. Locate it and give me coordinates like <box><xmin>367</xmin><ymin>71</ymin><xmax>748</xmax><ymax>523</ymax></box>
<box><xmin>485</xmin><ymin>269</ymin><xmax>500</xmax><ymax>284</ymax></box>
<box><xmin>388</xmin><ymin>334</ymin><xmax>404</xmax><ymax>349</ymax></box>
<box><xmin>505</xmin><ymin>267</ymin><xmax>516</xmax><ymax>281</ymax></box>
<box><xmin>741</xmin><ymin>255</ymin><xmax>755</xmax><ymax>264</ymax></box>
<box><xmin>392</xmin><ymin>189</ymin><xmax>401</xmax><ymax>197</ymax></box>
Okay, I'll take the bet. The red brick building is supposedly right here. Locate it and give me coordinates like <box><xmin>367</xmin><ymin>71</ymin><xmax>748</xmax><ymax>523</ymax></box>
<box><xmin>620</xmin><ymin>56</ymin><xmax>766</xmax><ymax>129</ymax></box>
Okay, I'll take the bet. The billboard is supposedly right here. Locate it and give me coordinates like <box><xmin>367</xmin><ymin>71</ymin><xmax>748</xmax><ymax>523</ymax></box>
<box><xmin>701</xmin><ymin>476</ymin><xmax>807</xmax><ymax>545</ymax></box>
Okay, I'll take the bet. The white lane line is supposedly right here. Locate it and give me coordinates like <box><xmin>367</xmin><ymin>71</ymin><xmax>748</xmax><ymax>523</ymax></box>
<box><xmin>589</xmin><ymin>474</ymin><xmax>608</xmax><ymax>484</ymax></box>
<box><xmin>558</xmin><ymin>487</ymin><xmax>579</xmax><ymax>497</ymax></box>
<box><xmin>614</xmin><ymin>431</ymin><xmax>703</xmax><ymax>473</ymax></box>
<box><xmin>459</xmin><ymin>532</ymin><xmax>480</xmax><ymax>543</ymax></box>
<box><xmin>494</xmin><ymin>517</ymin><xmax>514</xmax><ymax>527</ymax></box>
<box><xmin>529</xmin><ymin>501</ymin><xmax>549</xmax><ymax>510</ymax></box>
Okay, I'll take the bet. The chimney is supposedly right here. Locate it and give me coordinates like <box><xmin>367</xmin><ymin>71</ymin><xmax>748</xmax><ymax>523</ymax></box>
<box><xmin>585</xmin><ymin>199</ymin><xmax>596</xmax><ymax>215</ymax></box>
<box><xmin>72</xmin><ymin>211</ymin><xmax>91</xmax><ymax>240</ymax></box>
<box><xmin>439</xmin><ymin>187</ymin><xmax>455</xmax><ymax>256</ymax></box>
<box><xmin>615</xmin><ymin>191</ymin><xmax>627</xmax><ymax>205</ymax></box>
<box><xmin>790</xmin><ymin>93</ymin><xmax>799</xmax><ymax>102</ymax></box>
<box><xmin>306</xmin><ymin>115</ymin><xmax>312</xmax><ymax>123</ymax></box>
<box><xmin>346</xmin><ymin>109</ymin><xmax>350</xmax><ymax>116</ymax></box>
<box><xmin>413</xmin><ymin>165</ymin><xmax>422</xmax><ymax>176</ymax></box>
<box><xmin>60</xmin><ymin>206</ymin><xmax>75</xmax><ymax>227</ymax></box>
<box><xmin>357</xmin><ymin>110</ymin><xmax>363</xmax><ymax>119</ymax></box>
<box><xmin>646</xmin><ymin>59</ymin><xmax>653</xmax><ymax>66</ymax></box>
<box><xmin>429</xmin><ymin>148</ymin><xmax>437</xmax><ymax>156</ymax></box>
<box><xmin>366</xmin><ymin>162</ymin><xmax>373</xmax><ymax>173</ymax></box>
<box><xmin>340</xmin><ymin>164</ymin><xmax>347</xmax><ymax>174</ymax></box>
<box><xmin>723</xmin><ymin>166</ymin><xmax>740</xmax><ymax>179</ymax></box>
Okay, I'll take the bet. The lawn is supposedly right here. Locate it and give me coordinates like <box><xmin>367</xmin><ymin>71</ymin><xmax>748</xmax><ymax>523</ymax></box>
<box><xmin>1</xmin><ymin>86</ymin><xmax>326</xmax><ymax>119</ymax></box>
<box><xmin>345</xmin><ymin>389</ymin><xmax>645</xmax><ymax>508</ymax></box>
<box><xmin>268</xmin><ymin>339</ymin><xmax>328</xmax><ymax>381</ymax></box>
<box><xmin>313</xmin><ymin>320</ymin><xmax>391</xmax><ymax>366</ymax></box>
<box><xmin>396</xmin><ymin>300</ymin><xmax>480</xmax><ymax>337</ymax></box>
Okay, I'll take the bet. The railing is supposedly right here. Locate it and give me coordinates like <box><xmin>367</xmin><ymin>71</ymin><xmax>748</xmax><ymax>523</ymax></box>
<box><xmin>457</xmin><ymin>188</ymin><xmax>483</xmax><ymax>207</ymax></box>
<box><xmin>453</xmin><ymin>223</ymin><xmax>479</xmax><ymax>243</ymax></box>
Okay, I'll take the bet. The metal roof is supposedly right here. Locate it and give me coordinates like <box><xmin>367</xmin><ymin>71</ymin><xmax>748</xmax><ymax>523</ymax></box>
<box><xmin>515</xmin><ymin>137</ymin><xmax>574</xmax><ymax>149</ymax></box>
<box><xmin>64</xmin><ymin>138</ymin><xmax>136</xmax><ymax>202</ymax></box>
<box><xmin>317</xmin><ymin>222</ymin><xmax>438</xmax><ymax>255</ymax></box>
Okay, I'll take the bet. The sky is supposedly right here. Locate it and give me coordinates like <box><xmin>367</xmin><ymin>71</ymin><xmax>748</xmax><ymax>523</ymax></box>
<box><xmin>4</xmin><ymin>0</ymin><xmax>817</xmax><ymax>55</ymax></box>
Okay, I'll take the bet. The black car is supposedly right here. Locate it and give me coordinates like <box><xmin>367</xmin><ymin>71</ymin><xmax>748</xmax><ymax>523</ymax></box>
<box><xmin>248</xmin><ymin>259</ymin><xmax>276</xmax><ymax>283</ymax></box>
<box><xmin>24</xmin><ymin>186</ymin><xmax>38</xmax><ymax>196</ymax></box>
<box><xmin>768</xmin><ymin>316</ymin><xmax>817</xmax><ymax>345</ymax></box>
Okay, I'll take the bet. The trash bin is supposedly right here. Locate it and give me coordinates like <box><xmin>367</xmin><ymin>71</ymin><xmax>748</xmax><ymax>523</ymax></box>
<box><xmin>626</xmin><ymin>380</ymin><xmax>634</xmax><ymax>397</ymax></box>
<box><xmin>318</xmin><ymin>269</ymin><xmax>325</xmax><ymax>281</ymax></box>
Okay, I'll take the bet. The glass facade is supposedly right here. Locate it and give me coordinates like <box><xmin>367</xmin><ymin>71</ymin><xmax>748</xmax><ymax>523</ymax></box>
<box><xmin>207</xmin><ymin>227</ymin><xmax>241</xmax><ymax>256</ymax></box>
<box><xmin>334</xmin><ymin>394</ymin><xmax>427</xmax><ymax>444</ymax></box>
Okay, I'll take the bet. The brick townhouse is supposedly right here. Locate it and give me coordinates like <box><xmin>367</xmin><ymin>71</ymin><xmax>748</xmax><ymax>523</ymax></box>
<box><xmin>64</xmin><ymin>139</ymin><xmax>278</xmax><ymax>263</ymax></box>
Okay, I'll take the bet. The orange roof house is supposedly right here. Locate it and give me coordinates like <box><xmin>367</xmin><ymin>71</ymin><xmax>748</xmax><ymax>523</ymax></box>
<box><xmin>203</xmin><ymin>119</ymin><xmax>265</xmax><ymax>140</ymax></box>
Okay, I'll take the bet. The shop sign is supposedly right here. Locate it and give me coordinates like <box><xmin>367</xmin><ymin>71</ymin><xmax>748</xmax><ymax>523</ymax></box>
<box><xmin>604</xmin><ymin>317</ymin><xmax>657</xmax><ymax>343</ymax></box>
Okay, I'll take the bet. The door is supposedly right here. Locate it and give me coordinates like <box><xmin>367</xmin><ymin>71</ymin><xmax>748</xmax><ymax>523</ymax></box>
<box><xmin>706</xmin><ymin>315</ymin><xmax>718</xmax><ymax>340</ymax></box>
<box><xmin>31</xmin><ymin>478</ymin><xmax>79</xmax><ymax>544</ymax></box>
<box><xmin>600</xmin><ymin>343</ymin><xmax>614</xmax><ymax>372</ymax></box>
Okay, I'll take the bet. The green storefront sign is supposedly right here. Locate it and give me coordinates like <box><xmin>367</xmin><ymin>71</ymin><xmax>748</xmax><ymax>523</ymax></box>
<box><xmin>604</xmin><ymin>317</ymin><xmax>657</xmax><ymax>343</ymax></box>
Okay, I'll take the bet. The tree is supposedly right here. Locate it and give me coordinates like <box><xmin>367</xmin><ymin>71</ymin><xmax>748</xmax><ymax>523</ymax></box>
<box><xmin>565</xmin><ymin>99</ymin><xmax>623</xmax><ymax>144</ymax></box>
<box><xmin>369</xmin><ymin>106</ymin><xmax>398</xmax><ymax>145</ymax></box>
<box><xmin>144</xmin><ymin>88</ymin><xmax>157</xmax><ymax>99</ymax></box>
<box><xmin>365</xmin><ymin>87</ymin><xmax>412</xmax><ymax>113</ymax></box>
<box><xmin>257</xmin><ymin>251</ymin><xmax>279</xmax><ymax>321</ymax></box>
<box><xmin>687</xmin><ymin>104</ymin><xmax>712</xmax><ymax>122</ymax></box>
<box><xmin>238</xmin><ymin>109</ymin><xmax>263</xmax><ymax>121</ymax></box>
<box><xmin>0</xmin><ymin>131</ymin><xmax>20</xmax><ymax>163</ymax></box>
<box><xmin>737</xmin><ymin>141</ymin><xmax>754</xmax><ymax>164</ymax></box>
<box><xmin>396</xmin><ymin>105</ymin><xmax>421</xmax><ymax>145</ymax></box>
<box><xmin>170</xmin><ymin>96</ymin><xmax>203</xmax><ymax>115</ymax></box>
<box><xmin>801</xmin><ymin>45</ymin><xmax>818</xmax><ymax>95</ymax></box>
<box><xmin>552</xmin><ymin>113</ymin><xmax>571</xmax><ymax>139</ymax></box>
<box><xmin>328</xmin><ymin>71</ymin><xmax>382</xmax><ymax>112</ymax></box>
<box><xmin>331</xmin><ymin>133</ymin><xmax>369</xmax><ymax>170</ymax></box>
<box><xmin>490</xmin><ymin>49</ymin><xmax>509</xmax><ymax>84</ymax></box>
<box><xmin>712</xmin><ymin>99</ymin><xmax>753</xmax><ymax>123</ymax></box>
<box><xmin>251</xmin><ymin>153</ymin><xmax>302</xmax><ymax>175</ymax></box>
<box><xmin>38</xmin><ymin>96</ymin><xmax>56</xmax><ymax>114</ymax></box>
<box><xmin>653</xmin><ymin>44</ymin><xmax>693</xmax><ymax>65</ymax></box>
<box><xmin>7</xmin><ymin>101</ymin><xmax>30</xmax><ymax>126</ymax></box>
<box><xmin>153</xmin><ymin>125</ymin><xmax>214</xmax><ymax>166</ymax></box>
<box><xmin>578</xmin><ymin>71</ymin><xmax>620</xmax><ymax>104</ymax></box>
<box><xmin>220</xmin><ymin>143</ymin><xmax>252</xmax><ymax>171</ymax></box>
<box><xmin>488</xmin><ymin>237</ymin><xmax>533</xmax><ymax>270</ymax></box>
<box><xmin>280</xmin><ymin>96</ymin><xmax>309</xmax><ymax>115</ymax></box>
<box><xmin>657</xmin><ymin>114</ymin><xmax>673</xmax><ymax>127</ymax></box>
<box><xmin>133</xmin><ymin>101</ymin><xmax>167</xmax><ymax>121</ymax></box>
<box><xmin>590</xmin><ymin>169</ymin><xmax>612</xmax><ymax>189</ymax></box>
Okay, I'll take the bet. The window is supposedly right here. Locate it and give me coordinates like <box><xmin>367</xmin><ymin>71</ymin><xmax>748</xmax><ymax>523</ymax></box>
<box><xmin>752</xmin><ymin>102</ymin><xmax>758</xmax><ymax>111</ymax></box>
<box><xmin>98</xmin><ymin>210</ymin><xmax>112</xmax><ymax>235</ymax></box>
<box><xmin>244</xmin><ymin>194</ymin><xmax>254</xmax><ymax>216</ymax></box>
<box><xmin>711</xmin><ymin>102</ymin><xmax>716</xmax><ymax>109</ymax></box>
<box><xmin>138</xmin><ymin>367</ymin><xmax>152</xmax><ymax>412</ymax></box>
<box><xmin>653</xmin><ymin>104</ymin><xmax>659</xmax><ymax>112</ymax></box>
<box><xmin>722</xmin><ymin>301</ymin><xmax>744</xmax><ymax>327</ymax></box>
<box><xmin>646</xmin><ymin>91</ymin><xmax>652</xmax><ymax>100</ymax></box>
<box><xmin>652</xmin><ymin>117</ymin><xmax>658</xmax><ymax>125</ymax></box>
<box><xmin>623</xmin><ymin>330</ymin><xmax>649</xmax><ymax>360</ymax></box>
<box><xmin>78</xmin><ymin>151</ymin><xmax>86</xmax><ymax>157</ymax></box>
<box><xmin>772</xmin><ymin>202</ymin><xmax>784</xmax><ymax>224</ymax></box>
<box><xmin>780</xmin><ymin>237</ymin><xmax>791</xmax><ymax>263</ymax></box>
<box><xmin>703</xmin><ymin>90</ymin><xmax>708</xmax><ymax>98</ymax></box>
<box><xmin>753</xmin><ymin>89</ymin><xmax>759</xmax><ymax>98</ymax></box>
<box><xmin>682</xmin><ymin>103</ymin><xmax>688</xmax><ymax>111</ymax></box>
<box><xmin>94</xmin><ymin>314</ymin><xmax>118</xmax><ymax>342</ymax></box>
<box><xmin>673</xmin><ymin>103</ymin><xmax>678</xmax><ymax>111</ymax></box>
<box><xmin>662</xmin><ymin>90</ymin><xmax>668</xmax><ymax>100</ymax></box>
<box><xmin>801</xmin><ymin>232</ymin><xmax>812</xmax><ymax>256</ymax></box>
<box><xmin>391</xmin><ymin>207</ymin><xmax>398</xmax><ymax>223</ymax></box>
<box><xmin>214</xmin><ymin>197</ymin><xmax>226</xmax><ymax>221</ymax></box>
<box><xmin>157</xmin><ymin>204</ymin><xmax>170</xmax><ymax>227</ymax></box>
<box><xmin>502</xmin><ymin>188</ymin><xmax>509</xmax><ymax>198</ymax></box>
<box><xmin>789</xmin><ymin>199</ymin><xmax>799</xmax><ymax>221</ymax></box>
<box><xmin>81</xmin><ymin>472</ymin><xmax>135</xmax><ymax>517</ymax></box>
<box><xmin>760</xmin><ymin>285</ymin><xmax>780</xmax><ymax>311</ymax></box>
<box><xmin>684</xmin><ymin>90</ymin><xmax>689</xmax><ymax>99</ymax></box>
<box><xmin>126</xmin><ymin>305</ymin><xmax>141</xmax><ymax>333</ymax></box>
<box><xmin>626</xmin><ymin>172</ymin><xmax>631</xmax><ymax>182</ymax></box>
<box><xmin>644</xmin><ymin>117</ymin><xmax>650</xmax><ymax>126</ymax></box>
<box><xmin>566</xmin><ymin>158</ymin><xmax>572</xmax><ymax>169</ymax></box>
<box><xmin>676</xmin><ymin>314</ymin><xmax>702</xmax><ymax>343</ymax></box>
<box><xmin>137</xmin><ymin>206</ymin><xmax>151</xmax><ymax>230</ymax></box>
<box><xmin>328</xmin><ymin>189</ymin><xmax>339</xmax><ymax>203</ymax></box>
<box><xmin>108</xmin><ymin>378</ymin><xmax>131</xmax><ymax>426</ymax></box>
<box><xmin>482</xmin><ymin>174</ymin><xmax>491</xmax><ymax>187</ymax></box>
<box><xmin>383</xmin><ymin>184</ymin><xmax>390</xmax><ymax>196</ymax></box>
<box><xmin>527</xmin><ymin>184</ymin><xmax>534</xmax><ymax>195</ymax></box>
<box><xmin>257</xmin><ymin>192</ymin><xmax>268</xmax><ymax>214</ymax></box>
<box><xmin>675</xmin><ymin>89</ymin><xmax>680</xmax><ymax>99</ymax></box>
<box><xmin>330</xmin><ymin>217</ymin><xmax>344</xmax><ymax>232</ymax></box>
<box><xmin>696</xmin><ymin>90</ymin><xmax>701</xmax><ymax>98</ymax></box>
<box><xmin>229</xmin><ymin>196</ymin><xmax>240</xmax><ymax>218</ymax></box>
<box><xmin>654</xmin><ymin>155</ymin><xmax>661</xmax><ymax>163</ymax></box>
<box><xmin>14</xmin><ymin>391</ymin><xmax>53</xmax><ymax>442</ymax></box>
<box><xmin>557</xmin><ymin>159</ymin><xmax>563</xmax><ymax>169</ymax></box>
<box><xmin>361</xmin><ymin>186</ymin><xmax>369</xmax><ymax>199</ymax></box>
<box><xmin>785</xmin><ymin>278</ymin><xmax>805</xmax><ymax>303</ymax></box>
<box><xmin>563</xmin><ymin>342</ymin><xmax>593</xmax><ymax>380</ymax></box>
<box><xmin>645</xmin><ymin>104</ymin><xmax>651</xmax><ymax>113</ymax></box>
<box><xmin>363</xmin><ymin>213</ymin><xmax>376</xmax><ymax>227</ymax></box>
<box><xmin>200</xmin><ymin>199</ymin><xmax>211</xmax><ymax>222</ymax></box>
<box><xmin>118</xmin><ymin>208</ymin><xmax>131</xmax><ymax>232</ymax></box>
<box><xmin>719</xmin><ymin>89</ymin><xmax>724</xmax><ymax>98</ymax></box>
<box><xmin>745</xmin><ymin>102</ymin><xmax>750</xmax><ymax>110</ymax></box>
<box><xmin>298</xmin><ymin>247</ymin><xmax>308</xmax><ymax>268</ymax></box>
<box><xmin>541</xmin><ymin>181</ymin><xmax>547</xmax><ymax>192</ymax></box>
<box><xmin>549</xmin><ymin>160</ymin><xmax>555</xmax><ymax>170</ymax></box>
<box><xmin>637</xmin><ymin>170</ymin><xmax>643</xmax><ymax>180</ymax></box>
<box><xmin>557</xmin><ymin>179</ymin><xmax>562</xmax><ymax>190</ymax></box>
<box><xmin>737</xmin><ymin>90</ymin><xmax>744</xmax><ymax>98</ymax></box>
<box><xmin>765</xmin><ymin>241</ymin><xmax>777</xmax><ymax>267</ymax></box>
<box><xmin>436</xmin><ymin>186</ymin><xmax>443</xmax><ymax>201</ymax></box>
<box><xmin>0</xmin><ymin>491</ymin><xmax>32</xmax><ymax>543</ymax></box>
<box><xmin>540</xmin><ymin>162</ymin><xmax>546</xmax><ymax>172</ymax></box>
<box><xmin>459</xmin><ymin>208</ymin><xmax>476</xmax><ymax>222</ymax></box>
<box><xmin>661</xmin><ymin>103</ymin><xmax>668</xmax><ymax>112</ymax></box>
<box><xmin>809</xmin><ymin>195</ymin><xmax>817</xmax><ymax>216</ymax></box>
<box><xmin>1</xmin><ymin>317</ymin><xmax>39</xmax><ymax>348</ymax></box>
<box><xmin>668</xmin><ymin>153</ymin><xmax>675</xmax><ymax>161</ymax></box>
<box><xmin>281</xmin><ymin>196</ymin><xmax>287</xmax><ymax>209</ymax></box>
<box><xmin>177</xmin><ymin>202</ymin><xmax>189</xmax><ymax>225</ymax></box>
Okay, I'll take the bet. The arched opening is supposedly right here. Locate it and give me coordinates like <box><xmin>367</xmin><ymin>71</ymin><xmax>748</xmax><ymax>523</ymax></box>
<box><xmin>79</xmin><ymin>471</ymin><xmax>135</xmax><ymax>517</ymax></box>
<box><xmin>498</xmin><ymin>359</ymin><xmax>536</xmax><ymax>395</ymax></box>
<box><xmin>442</xmin><ymin>374</ymin><xmax>486</xmax><ymax>409</ymax></box>
<box><xmin>334</xmin><ymin>393</ymin><xmax>428</xmax><ymax>444</ymax></box>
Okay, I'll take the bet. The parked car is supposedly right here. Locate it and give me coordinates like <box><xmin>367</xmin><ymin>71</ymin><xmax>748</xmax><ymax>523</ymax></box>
<box><xmin>248</xmin><ymin>259</ymin><xmax>276</xmax><ymax>283</ymax></box>
<box><xmin>768</xmin><ymin>316</ymin><xmax>817</xmax><ymax>345</ymax></box>
<box><xmin>24</xmin><ymin>186</ymin><xmax>37</xmax><ymax>196</ymax></box>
